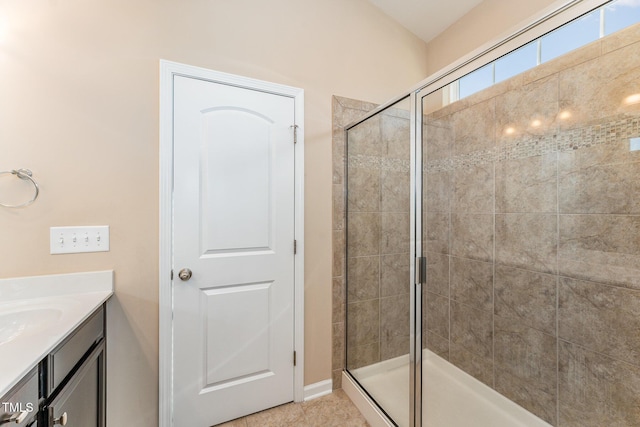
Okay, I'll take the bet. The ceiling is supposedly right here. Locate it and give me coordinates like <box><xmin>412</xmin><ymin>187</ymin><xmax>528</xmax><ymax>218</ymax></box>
<box><xmin>367</xmin><ymin>0</ymin><xmax>484</xmax><ymax>43</ymax></box>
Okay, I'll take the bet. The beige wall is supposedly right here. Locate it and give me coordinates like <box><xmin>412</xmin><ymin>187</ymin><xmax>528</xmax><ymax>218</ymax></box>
<box><xmin>425</xmin><ymin>0</ymin><xmax>560</xmax><ymax>76</ymax></box>
<box><xmin>0</xmin><ymin>0</ymin><xmax>428</xmax><ymax>425</ymax></box>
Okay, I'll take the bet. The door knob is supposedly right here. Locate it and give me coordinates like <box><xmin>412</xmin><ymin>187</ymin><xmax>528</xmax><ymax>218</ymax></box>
<box><xmin>178</xmin><ymin>268</ymin><xmax>192</xmax><ymax>281</ymax></box>
<box><xmin>53</xmin><ymin>412</ymin><xmax>68</xmax><ymax>426</ymax></box>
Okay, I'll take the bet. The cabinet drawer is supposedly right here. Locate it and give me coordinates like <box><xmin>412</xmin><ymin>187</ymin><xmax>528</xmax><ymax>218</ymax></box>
<box><xmin>0</xmin><ymin>367</ymin><xmax>38</xmax><ymax>424</ymax></box>
<box><xmin>48</xmin><ymin>306</ymin><xmax>104</xmax><ymax>394</ymax></box>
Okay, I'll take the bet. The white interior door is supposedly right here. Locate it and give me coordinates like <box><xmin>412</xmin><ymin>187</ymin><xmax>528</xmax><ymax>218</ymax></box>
<box><xmin>172</xmin><ymin>74</ymin><xmax>297</xmax><ymax>426</ymax></box>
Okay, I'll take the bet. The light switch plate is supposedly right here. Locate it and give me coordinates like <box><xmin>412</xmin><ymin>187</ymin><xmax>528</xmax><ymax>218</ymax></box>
<box><xmin>50</xmin><ymin>226</ymin><xmax>110</xmax><ymax>254</ymax></box>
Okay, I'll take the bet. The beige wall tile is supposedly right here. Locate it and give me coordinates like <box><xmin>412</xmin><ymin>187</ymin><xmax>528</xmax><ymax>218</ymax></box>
<box><xmin>380</xmin><ymin>254</ymin><xmax>410</xmax><ymax>297</ymax></box>
<box><xmin>426</xmin><ymin>292</ymin><xmax>450</xmax><ymax>339</ymax></box>
<box><xmin>347</xmin><ymin>256</ymin><xmax>380</xmax><ymax>302</ymax></box>
<box><xmin>346</xmin><ymin>342</ymin><xmax>380</xmax><ymax>371</ymax></box>
<box><xmin>334</xmin><ymin>97</ymin><xmax>378</xmax><ymax>119</ymax></box>
<box><xmin>559</xmin><ymin>138</ymin><xmax>640</xmax><ymax>171</ymax></box>
<box><xmin>495</xmin><ymin>153</ymin><xmax>557</xmax><ymax>213</ymax></box>
<box><xmin>333</xmin><ymin>184</ymin><xmax>345</xmax><ymax>231</ymax></box>
<box><xmin>426</xmin><ymin>252</ymin><xmax>450</xmax><ymax>297</ymax></box>
<box><xmin>333</xmin><ymin>129</ymin><xmax>346</xmax><ymax>185</ymax></box>
<box><xmin>331</xmin><ymin>369</ymin><xmax>343</xmax><ymax>390</ymax></box>
<box><xmin>347</xmin><ymin>167</ymin><xmax>380</xmax><ymax>213</ymax></box>
<box><xmin>450</xmin><ymin>257</ymin><xmax>493</xmax><ymax>312</ymax></box>
<box><xmin>451</xmin><ymin>213</ymin><xmax>494</xmax><ymax>262</ymax></box>
<box><xmin>346</xmin><ymin>299</ymin><xmax>380</xmax><ymax>348</ymax></box>
<box><xmin>425</xmin><ymin>171</ymin><xmax>451</xmax><ymax>213</ymax></box>
<box><xmin>558</xmin><ymin>277</ymin><xmax>640</xmax><ymax>365</ymax></box>
<box><xmin>449</xmin><ymin>342</ymin><xmax>494</xmax><ymax>387</ymax></box>
<box><xmin>381</xmin><ymin>170</ymin><xmax>410</xmax><ymax>213</ymax></box>
<box><xmin>559</xmin><ymin>340</ymin><xmax>640</xmax><ymax>427</ymax></box>
<box><xmin>380</xmin><ymin>334</ymin><xmax>410</xmax><ymax>362</ymax></box>
<box><xmin>381</xmin><ymin>212</ymin><xmax>410</xmax><ymax>254</ymax></box>
<box><xmin>494</xmin><ymin>316</ymin><xmax>557</xmax><ymax>396</ymax></box>
<box><xmin>332</xmin><ymin>277</ymin><xmax>345</xmax><ymax>324</ymax></box>
<box><xmin>495</xmin><ymin>369</ymin><xmax>557</xmax><ymax>425</ymax></box>
<box><xmin>451</xmin><ymin>301</ymin><xmax>493</xmax><ymax>359</ymax></box>
<box><xmin>332</xmin><ymin>322</ymin><xmax>345</xmax><ymax>372</ymax></box>
<box><xmin>382</xmin><ymin>114</ymin><xmax>410</xmax><ymax>160</ymax></box>
<box><xmin>559</xmin><ymin>150</ymin><xmax>640</xmax><ymax>214</ymax></box>
<box><xmin>558</xmin><ymin>214</ymin><xmax>640</xmax><ymax>290</ymax></box>
<box><xmin>496</xmin><ymin>213</ymin><xmax>557</xmax><ymax>274</ymax></box>
<box><xmin>380</xmin><ymin>293</ymin><xmax>410</xmax><ymax>340</ymax></box>
<box><xmin>425</xmin><ymin>211</ymin><xmax>450</xmax><ymax>254</ymax></box>
<box><xmin>451</xmin><ymin>163</ymin><xmax>494</xmax><ymax>213</ymax></box>
<box><xmin>347</xmin><ymin>212</ymin><xmax>381</xmax><ymax>257</ymax></box>
<box><xmin>494</xmin><ymin>266</ymin><xmax>556</xmax><ymax>335</ymax></box>
<box><xmin>333</xmin><ymin>230</ymin><xmax>345</xmax><ymax>277</ymax></box>
<box><xmin>425</xmin><ymin>331</ymin><xmax>450</xmax><ymax>360</ymax></box>
<box><xmin>380</xmin><ymin>294</ymin><xmax>410</xmax><ymax>360</ymax></box>
<box><xmin>347</xmin><ymin>115</ymin><xmax>383</xmax><ymax>156</ymax></box>
<box><xmin>451</xmin><ymin>99</ymin><xmax>496</xmax><ymax>156</ymax></box>
<box><xmin>423</xmin><ymin>120</ymin><xmax>453</xmax><ymax>161</ymax></box>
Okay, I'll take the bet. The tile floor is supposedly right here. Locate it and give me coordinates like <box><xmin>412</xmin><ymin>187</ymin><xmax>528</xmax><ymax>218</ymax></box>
<box><xmin>215</xmin><ymin>389</ymin><xmax>370</xmax><ymax>427</ymax></box>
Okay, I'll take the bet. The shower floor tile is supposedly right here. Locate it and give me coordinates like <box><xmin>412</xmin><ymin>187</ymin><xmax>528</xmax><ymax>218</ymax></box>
<box><xmin>214</xmin><ymin>389</ymin><xmax>370</xmax><ymax>427</ymax></box>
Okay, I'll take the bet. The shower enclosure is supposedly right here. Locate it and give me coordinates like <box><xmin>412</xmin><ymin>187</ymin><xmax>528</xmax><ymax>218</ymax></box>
<box><xmin>339</xmin><ymin>1</ymin><xmax>640</xmax><ymax>426</ymax></box>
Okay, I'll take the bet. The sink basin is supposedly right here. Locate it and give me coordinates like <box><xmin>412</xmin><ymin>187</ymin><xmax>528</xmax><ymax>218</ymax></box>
<box><xmin>0</xmin><ymin>308</ymin><xmax>63</xmax><ymax>345</ymax></box>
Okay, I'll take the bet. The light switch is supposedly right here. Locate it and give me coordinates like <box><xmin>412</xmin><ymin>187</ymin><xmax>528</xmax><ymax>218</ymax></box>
<box><xmin>50</xmin><ymin>226</ymin><xmax>110</xmax><ymax>254</ymax></box>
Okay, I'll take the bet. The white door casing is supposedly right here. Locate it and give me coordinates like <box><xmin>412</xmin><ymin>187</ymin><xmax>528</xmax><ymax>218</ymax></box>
<box><xmin>159</xmin><ymin>61</ymin><xmax>304</xmax><ymax>427</ymax></box>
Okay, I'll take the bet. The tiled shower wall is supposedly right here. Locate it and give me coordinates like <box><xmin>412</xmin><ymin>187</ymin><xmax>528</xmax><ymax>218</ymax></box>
<box><xmin>422</xmin><ymin>23</ymin><xmax>640</xmax><ymax>426</ymax></box>
<box><xmin>345</xmin><ymin>103</ymin><xmax>411</xmax><ymax>372</ymax></box>
<box><xmin>331</xmin><ymin>97</ymin><xmax>411</xmax><ymax>386</ymax></box>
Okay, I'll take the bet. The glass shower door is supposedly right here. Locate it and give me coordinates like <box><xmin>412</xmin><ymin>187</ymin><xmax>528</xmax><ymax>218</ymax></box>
<box><xmin>418</xmin><ymin>13</ymin><xmax>640</xmax><ymax>426</ymax></box>
<box><xmin>345</xmin><ymin>96</ymin><xmax>419</xmax><ymax>426</ymax></box>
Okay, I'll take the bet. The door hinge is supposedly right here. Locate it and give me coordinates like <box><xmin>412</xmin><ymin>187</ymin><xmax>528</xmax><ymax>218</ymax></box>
<box><xmin>291</xmin><ymin>124</ymin><xmax>298</xmax><ymax>144</ymax></box>
<box><xmin>171</xmin><ymin>269</ymin><xmax>174</xmax><ymax>280</ymax></box>
<box><xmin>294</xmin><ymin>239</ymin><xmax>297</xmax><ymax>254</ymax></box>
<box><xmin>293</xmin><ymin>351</ymin><xmax>297</xmax><ymax>366</ymax></box>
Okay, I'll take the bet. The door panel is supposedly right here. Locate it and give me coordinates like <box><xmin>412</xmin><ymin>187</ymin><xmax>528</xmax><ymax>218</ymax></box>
<box><xmin>204</xmin><ymin>282</ymin><xmax>272</xmax><ymax>388</ymax></box>
<box><xmin>200</xmin><ymin>108</ymin><xmax>273</xmax><ymax>254</ymax></box>
<box><xmin>172</xmin><ymin>75</ymin><xmax>296</xmax><ymax>426</ymax></box>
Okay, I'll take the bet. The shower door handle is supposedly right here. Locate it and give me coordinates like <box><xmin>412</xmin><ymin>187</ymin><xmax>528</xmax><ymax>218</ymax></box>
<box><xmin>415</xmin><ymin>257</ymin><xmax>426</xmax><ymax>285</ymax></box>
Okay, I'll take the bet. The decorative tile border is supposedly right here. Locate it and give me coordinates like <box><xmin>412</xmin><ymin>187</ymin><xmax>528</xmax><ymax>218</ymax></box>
<box><xmin>424</xmin><ymin>114</ymin><xmax>640</xmax><ymax>173</ymax></box>
<box><xmin>348</xmin><ymin>154</ymin><xmax>411</xmax><ymax>172</ymax></box>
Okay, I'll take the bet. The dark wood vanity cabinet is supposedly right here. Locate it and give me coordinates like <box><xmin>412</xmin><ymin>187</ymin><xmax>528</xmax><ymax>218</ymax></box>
<box><xmin>40</xmin><ymin>305</ymin><xmax>106</xmax><ymax>427</ymax></box>
<box><xmin>0</xmin><ymin>305</ymin><xmax>106</xmax><ymax>427</ymax></box>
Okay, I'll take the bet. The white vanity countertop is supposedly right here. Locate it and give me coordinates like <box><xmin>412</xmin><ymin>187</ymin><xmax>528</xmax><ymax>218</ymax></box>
<box><xmin>0</xmin><ymin>271</ymin><xmax>113</xmax><ymax>397</ymax></box>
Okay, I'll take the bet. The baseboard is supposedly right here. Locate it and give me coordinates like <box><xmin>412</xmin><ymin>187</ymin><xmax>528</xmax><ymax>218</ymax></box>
<box><xmin>303</xmin><ymin>379</ymin><xmax>333</xmax><ymax>401</ymax></box>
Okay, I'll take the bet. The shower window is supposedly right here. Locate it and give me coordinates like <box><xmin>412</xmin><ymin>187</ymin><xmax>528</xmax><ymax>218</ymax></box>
<box><xmin>447</xmin><ymin>0</ymin><xmax>640</xmax><ymax>103</ymax></box>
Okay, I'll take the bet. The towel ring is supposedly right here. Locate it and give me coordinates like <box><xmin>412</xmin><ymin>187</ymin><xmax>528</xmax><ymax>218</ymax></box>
<box><xmin>0</xmin><ymin>169</ymin><xmax>40</xmax><ymax>208</ymax></box>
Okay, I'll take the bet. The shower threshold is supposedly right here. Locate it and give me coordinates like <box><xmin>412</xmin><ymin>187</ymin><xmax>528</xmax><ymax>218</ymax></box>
<box><xmin>344</xmin><ymin>350</ymin><xmax>552</xmax><ymax>427</ymax></box>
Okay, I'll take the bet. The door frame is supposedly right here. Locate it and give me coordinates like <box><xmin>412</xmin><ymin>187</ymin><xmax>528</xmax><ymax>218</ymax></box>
<box><xmin>158</xmin><ymin>60</ymin><xmax>305</xmax><ymax>427</ymax></box>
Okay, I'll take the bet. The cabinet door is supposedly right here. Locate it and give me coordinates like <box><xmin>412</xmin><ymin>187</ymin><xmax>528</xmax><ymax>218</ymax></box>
<box><xmin>47</xmin><ymin>343</ymin><xmax>104</xmax><ymax>427</ymax></box>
